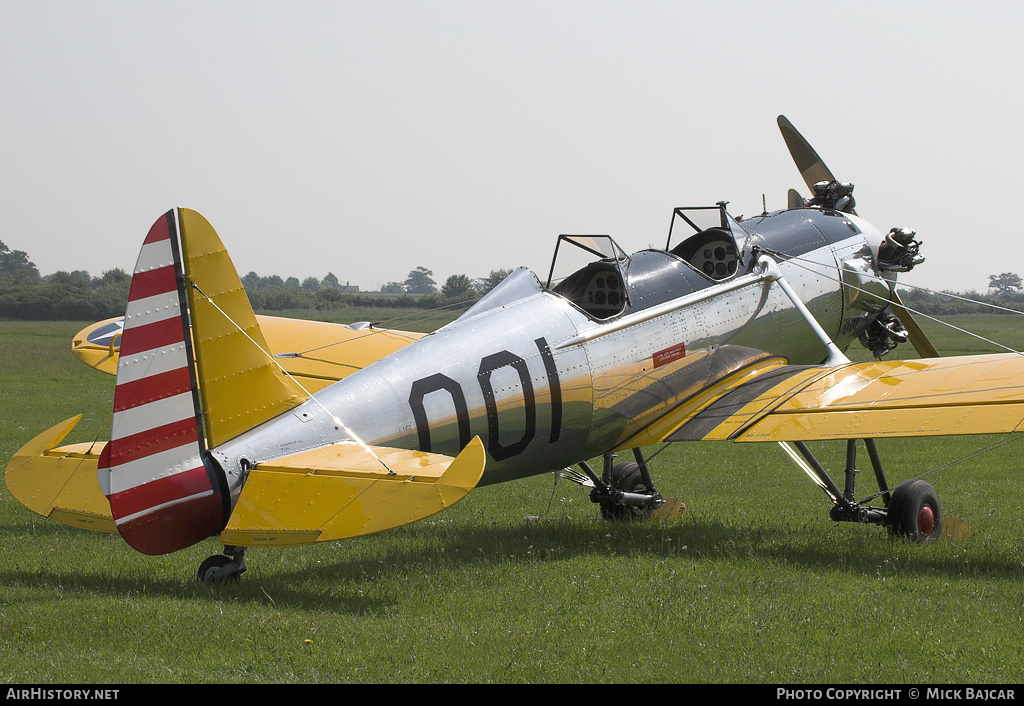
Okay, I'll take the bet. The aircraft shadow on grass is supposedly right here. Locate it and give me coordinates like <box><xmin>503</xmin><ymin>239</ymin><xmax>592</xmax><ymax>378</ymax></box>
<box><xmin>0</xmin><ymin>515</ymin><xmax>1019</xmax><ymax>614</ymax></box>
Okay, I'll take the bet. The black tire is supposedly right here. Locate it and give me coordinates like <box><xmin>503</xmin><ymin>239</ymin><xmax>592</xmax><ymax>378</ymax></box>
<box><xmin>197</xmin><ymin>554</ymin><xmax>233</xmax><ymax>584</ymax></box>
<box><xmin>599</xmin><ymin>462</ymin><xmax>651</xmax><ymax>521</ymax></box>
<box><xmin>886</xmin><ymin>479</ymin><xmax>942</xmax><ymax>542</ymax></box>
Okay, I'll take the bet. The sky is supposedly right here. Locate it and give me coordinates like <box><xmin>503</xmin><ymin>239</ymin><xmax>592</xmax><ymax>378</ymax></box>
<box><xmin>3</xmin><ymin>0</ymin><xmax>1023</xmax><ymax>294</ymax></box>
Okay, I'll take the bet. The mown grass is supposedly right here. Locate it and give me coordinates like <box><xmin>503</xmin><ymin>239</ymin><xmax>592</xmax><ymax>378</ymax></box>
<box><xmin>0</xmin><ymin>315</ymin><xmax>1022</xmax><ymax>683</ymax></box>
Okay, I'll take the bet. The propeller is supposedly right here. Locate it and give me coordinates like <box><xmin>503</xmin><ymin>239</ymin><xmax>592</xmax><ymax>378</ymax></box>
<box><xmin>777</xmin><ymin>115</ymin><xmax>939</xmax><ymax>358</ymax></box>
<box><xmin>778</xmin><ymin>115</ymin><xmax>837</xmax><ymax>192</ymax></box>
<box><xmin>887</xmin><ymin>291</ymin><xmax>940</xmax><ymax>359</ymax></box>
<box><xmin>777</xmin><ymin>115</ymin><xmax>857</xmax><ymax>215</ymax></box>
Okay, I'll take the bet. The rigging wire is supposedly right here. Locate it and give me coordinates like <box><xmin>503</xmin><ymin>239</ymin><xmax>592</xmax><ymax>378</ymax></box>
<box><xmin>754</xmin><ymin>246</ymin><xmax>1024</xmax><ymax>496</ymax></box>
<box><xmin>86</xmin><ymin>412</ymin><xmax>112</xmax><ymax>456</ymax></box>
<box><xmin>859</xmin><ymin>434</ymin><xmax>1022</xmax><ymax>505</ymax></box>
<box><xmin>189</xmin><ymin>281</ymin><xmax>394</xmax><ymax>474</ymax></box>
<box><xmin>754</xmin><ymin>246</ymin><xmax>1024</xmax><ymax>355</ymax></box>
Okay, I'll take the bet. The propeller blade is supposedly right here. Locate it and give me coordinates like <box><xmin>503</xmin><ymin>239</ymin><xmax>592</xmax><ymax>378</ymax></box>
<box><xmin>889</xmin><ymin>290</ymin><xmax>940</xmax><ymax>358</ymax></box>
<box><xmin>778</xmin><ymin>115</ymin><xmax>836</xmax><ymax>191</ymax></box>
<box><xmin>778</xmin><ymin>116</ymin><xmax>929</xmax><ymax>357</ymax></box>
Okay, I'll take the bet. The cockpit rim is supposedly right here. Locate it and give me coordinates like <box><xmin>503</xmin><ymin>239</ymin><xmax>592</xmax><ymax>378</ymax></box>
<box><xmin>541</xmin><ymin>203</ymin><xmax>750</xmax><ymax>322</ymax></box>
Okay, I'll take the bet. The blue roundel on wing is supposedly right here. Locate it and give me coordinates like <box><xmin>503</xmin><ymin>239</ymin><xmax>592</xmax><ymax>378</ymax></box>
<box><xmin>86</xmin><ymin>320</ymin><xmax>124</xmax><ymax>346</ymax></box>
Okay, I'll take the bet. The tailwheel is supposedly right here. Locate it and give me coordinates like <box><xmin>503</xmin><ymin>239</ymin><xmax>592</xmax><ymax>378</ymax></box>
<box><xmin>886</xmin><ymin>479</ymin><xmax>942</xmax><ymax>542</ymax></box>
<box><xmin>197</xmin><ymin>546</ymin><xmax>247</xmax><ymax>584</ymax></box>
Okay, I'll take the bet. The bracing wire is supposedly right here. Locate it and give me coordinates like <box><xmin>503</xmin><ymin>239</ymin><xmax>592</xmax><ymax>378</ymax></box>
<box><xmin>190</xmin><ymin>282</ymin><xmax>393</xmax><ymax>473</ymax></box>
<box><xmin>859</xmin><ymin>434</ymin><xmax>1022</xmax><ymax>504</ymax></box>
<box><xmin>755</xmin><ymin>248</ymin><xmax>1024</xmax><ymax>495</ymax></box>
<box><xmin>755</xmin><ymin>246</ymin><xmax>1024</xmax><ymax>355</ymax></box>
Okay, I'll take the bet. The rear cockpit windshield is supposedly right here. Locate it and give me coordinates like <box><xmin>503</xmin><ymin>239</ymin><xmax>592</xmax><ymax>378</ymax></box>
<box><xmin>545</xmin><ymin>235</ymin><xmax>630</xmax><ymax>320</ymax></box>
<box><xmin>666</xmin><ymin>205</ymin><xmax>748</xmax><ymax>281</ymax></box>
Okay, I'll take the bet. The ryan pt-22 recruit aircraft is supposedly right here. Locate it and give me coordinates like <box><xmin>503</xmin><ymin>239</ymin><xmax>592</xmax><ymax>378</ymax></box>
<box><xmin>7</xmin><ymin>116</ymin><xmax>1023</xmax><ymax>583</ymax></box>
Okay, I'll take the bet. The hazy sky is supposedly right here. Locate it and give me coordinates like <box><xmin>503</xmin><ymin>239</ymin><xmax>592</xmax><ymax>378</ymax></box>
<box><xmin>3</xmin><ymin>0</ymin><xmax>1022</xmax><ymax>294</ymax></box>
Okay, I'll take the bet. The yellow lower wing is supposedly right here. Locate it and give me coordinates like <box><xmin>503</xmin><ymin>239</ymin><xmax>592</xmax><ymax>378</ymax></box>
<box><xmin>71</xmin><ymin>315</ymin><xmax>424</xmax><ymax>391</ymax></box>
<box><xmin>255</xmin><ymin>316</ymin><xmax>424</xmax><ymax>392</ymax></box>
<box><xmin>221</xmin><ymin>437</ymin><xmax>486</xmax><ymax>546</ymax></box>
<box><xmin>735</xmin><ymin>353</ymin><xmax>1024</xmax><ymax>441</ymax></box>
<box><xmin>653</xmin><ymin>353</ymin><xmax>1024</xmax><ymax>443</ymax></box>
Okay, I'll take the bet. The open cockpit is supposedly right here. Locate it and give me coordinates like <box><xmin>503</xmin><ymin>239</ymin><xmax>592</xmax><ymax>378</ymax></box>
<box><xmin>544</xmin><ymin>203</ymin><xmax>751</xmax><ymax>320</ymax></box>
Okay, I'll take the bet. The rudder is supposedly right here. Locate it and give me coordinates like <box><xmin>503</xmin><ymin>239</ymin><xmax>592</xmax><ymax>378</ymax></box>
<box><xmin>98</xmin><ymin>209</ymin><xmax>306</xmax><ymax>555</ymax></box>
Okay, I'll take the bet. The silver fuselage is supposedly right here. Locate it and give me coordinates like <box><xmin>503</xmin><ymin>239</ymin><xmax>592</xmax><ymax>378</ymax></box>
<box><xmin>213</xmin><ymin>208</ymin><xmax>895</xmax><ymax>495</ymax></box>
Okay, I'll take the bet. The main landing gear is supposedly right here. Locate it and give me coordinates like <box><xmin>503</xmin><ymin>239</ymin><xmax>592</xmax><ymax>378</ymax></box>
<box><xmin>786</xmin><ymin>438</ymin><xmax>943</xmax><ymax>542</ymax></box>
<box><xmin>197</xmin><ymin>545</ymin><xmax>248</xmax><ymax>584</ymax></box>
<box><xmin>564</xmin><ymin>447</ymin><xmax>666</xmax><ymax>520</ymax></box>
<box><xmin>568</xmin><ymin>440</ymin><xmax>944</xmax><ymax>541</ymax></box>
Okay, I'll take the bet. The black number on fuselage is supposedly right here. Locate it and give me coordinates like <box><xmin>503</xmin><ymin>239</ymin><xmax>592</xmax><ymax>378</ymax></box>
<box><xmin>535</xmin><ymin>337</ymin><xmax>562</xmax><ymax>443</ymax></box>
<box><xmin>478</xmin><ymin>350</ymin><xmax>535</xmax><ymax>461</ymax></box>
<box><xmin>409</xmin><ymin>337</ymin><xmax>563</xmax><ymax>459</ymax></box>
<box><xmin>408</xmin><ymin>373</ymin><xmax>472</xmax><ymax>451</ymax></box>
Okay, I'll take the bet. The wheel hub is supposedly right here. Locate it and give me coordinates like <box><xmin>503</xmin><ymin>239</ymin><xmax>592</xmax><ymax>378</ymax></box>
<box><xmin>918</xmin><ymin>504</ymin><xmax>935</xmax><ymax>536</ymax></box>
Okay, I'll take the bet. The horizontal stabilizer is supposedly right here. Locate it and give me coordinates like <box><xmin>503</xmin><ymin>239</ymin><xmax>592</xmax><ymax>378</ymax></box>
<box><xmin>220</xmin><ymin>437</ymin><xmax>486</xmax><ymax>547</ymax></box>
<box><xmin>5</xmin><ymin>416</ymin><xmax>115</xmax><ymax>533</ymax></box>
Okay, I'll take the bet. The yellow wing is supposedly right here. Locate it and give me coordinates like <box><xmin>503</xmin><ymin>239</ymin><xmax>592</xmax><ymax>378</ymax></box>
<box><xmin>618</xmin><ymin>353</ymin><xmax>1024</xmax><ymax>446</ymax></box>
<box><xmin>255</xmin><ymin>315</ymin><xmax>424</xmax><ymax>392</ymax></box>
<box><xmin>71</xmin><ymin>315</ymin><xmax>424</xmax><ymax>391</ymax></box>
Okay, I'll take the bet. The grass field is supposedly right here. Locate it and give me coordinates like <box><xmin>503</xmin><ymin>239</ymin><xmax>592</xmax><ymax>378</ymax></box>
<box><xmin>1</xmin><ymin>315</ymin><xmax>1022</xmax><ymax>684</ymax></box>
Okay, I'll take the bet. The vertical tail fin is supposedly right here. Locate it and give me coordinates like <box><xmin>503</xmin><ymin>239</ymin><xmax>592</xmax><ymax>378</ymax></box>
<box><xmin>98</xmin><ymin>209</ymin><xmax>306</xmax><ymax>555</ymax></box>
<box><xmin>177</xmin><ymin>208</ymin><xmax>307</xmax><ymax>446</ymax></box>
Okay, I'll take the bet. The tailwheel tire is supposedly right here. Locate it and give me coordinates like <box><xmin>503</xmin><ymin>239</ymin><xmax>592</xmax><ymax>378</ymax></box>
<box><xmin>197</xmin><ymin>554</ymin><xmax>236</xmax><ymax>584</ymax></box>
<box><xmin>886</xmin><ymin>479</ymin><xmax>942</xmax><ymax>542</ymax></box>
<box><xmin>599</xmin><ymin>462</ymin><xmax>651</xmax><ymax>521</ymax></box>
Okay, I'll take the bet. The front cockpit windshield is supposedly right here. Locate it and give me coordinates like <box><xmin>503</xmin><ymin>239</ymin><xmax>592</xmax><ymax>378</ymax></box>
<box><xmin>666</xmin><ymin>204</ymin><xmax>749</xmax><ymax>281</ymax></box>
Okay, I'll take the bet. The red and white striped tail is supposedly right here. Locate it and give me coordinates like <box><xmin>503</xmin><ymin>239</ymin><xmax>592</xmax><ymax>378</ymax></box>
<box><xmin>97</xmin><ymin>210</ymin><xmax>227</xmax><ymax>555</ymax></box>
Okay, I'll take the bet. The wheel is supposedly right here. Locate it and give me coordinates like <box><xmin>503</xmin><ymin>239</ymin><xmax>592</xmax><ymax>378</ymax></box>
<box><xmin>197</xmin><ymin>554</ymin><xmax>234</xmax><ymax>584</ymax></box>
<box><xmin>886</xmin><ymin>479</ymin><xmax>942</xmax><ymax>542</ymax></box>
<box><xmin>599</xmin><ymin>462</ymin><xmax>651</xmax><ymax>521</ymax></box>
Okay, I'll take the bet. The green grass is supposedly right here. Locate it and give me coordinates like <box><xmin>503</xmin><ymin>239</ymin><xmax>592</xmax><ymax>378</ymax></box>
<box><xmin>1</xmin><ymin>315</ymin><xmax>1023</xmax><ymax>683</ymax></box>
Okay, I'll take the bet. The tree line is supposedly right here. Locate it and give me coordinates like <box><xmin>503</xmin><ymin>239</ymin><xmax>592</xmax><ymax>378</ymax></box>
<box><xmin>239</xmin><ymin>265</ymin><xmax>513</xmax><ymax>313</ymax></box>
<box><xmin>4</xmin><ymin>238</ymin><xmax>1024</xmax><ymax>321</ymax></box>
<box><xmin>0</xmin><ymin>239</ymin><xmax>513</xmax><ymax>320</ymax></box>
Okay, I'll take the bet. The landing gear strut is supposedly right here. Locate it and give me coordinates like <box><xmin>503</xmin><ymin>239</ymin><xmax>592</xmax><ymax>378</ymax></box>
<box><xmin>197</xmin><ymin>545</ymin><xmax>248</xmax><ymax>584</ymax></box>
<box><xmin>569</xmin><ymin>448</ymin><xmax>665</xmax><ymax>520</ymax></box>
<box><xmin>787</xmin><ymin>439</ymin><xmax>942</xmax><ymax>542</ymax></box>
